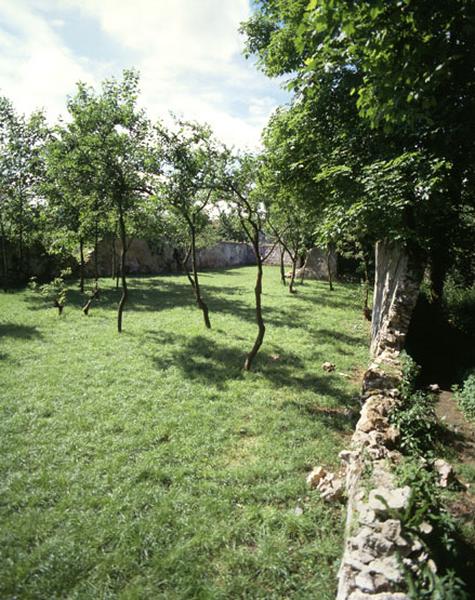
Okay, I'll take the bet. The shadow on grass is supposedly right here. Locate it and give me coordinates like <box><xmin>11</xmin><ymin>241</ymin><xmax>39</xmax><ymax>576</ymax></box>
<box><xmin>25</xmin><ymin>275</ymin><xmax>364</xmax><ymax>337</ymax></box>
<box><xmin>0</xmin><ymin>323</ymin><xmax>42</xmax><ymax>340</ymax></box>
<box><xmin>147</xmin><ymin>333</ymin><xmax>354</xmax><ymax>425</ymax></box>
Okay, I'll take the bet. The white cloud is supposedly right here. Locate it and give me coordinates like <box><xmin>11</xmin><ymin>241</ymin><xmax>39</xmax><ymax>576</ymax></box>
<box><xmin>0</xmin><ymin>0</ymin><xmax>98</xmax><ymax>119</ymax></box>
<box><xmin>0</xmin><ymin>0</ymin><xmax>287</xmax><ymax>148</ymax></box>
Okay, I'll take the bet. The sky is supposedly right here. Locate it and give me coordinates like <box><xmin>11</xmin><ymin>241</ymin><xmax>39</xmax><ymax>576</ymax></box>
<box><xmin>0</xmin><ymin>0</ymin><xmax>289</xmax><ymax>149</ymax></box>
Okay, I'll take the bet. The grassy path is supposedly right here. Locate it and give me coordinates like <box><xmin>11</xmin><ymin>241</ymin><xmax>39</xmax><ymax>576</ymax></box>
<box><xmin>0</xmin><ymin>267</ymin><xmax>369</xmax><ymax>599</ymax></box>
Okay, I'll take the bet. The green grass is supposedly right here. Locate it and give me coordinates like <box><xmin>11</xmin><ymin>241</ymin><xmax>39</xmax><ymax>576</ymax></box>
<box><xmin>0</xmin><ymin>266</ymin><xmax>369</xmax><ymax>599</ymax></box>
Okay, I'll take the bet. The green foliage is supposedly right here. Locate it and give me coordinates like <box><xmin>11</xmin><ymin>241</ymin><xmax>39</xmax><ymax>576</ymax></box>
<box><xmin>443</xmin><ymin>278</ymin><xmax>475</xmax><ymax>338</ymax></box>
<box><xmin>0</xmin><ymin>267</ymin><xmax>369</xmax><ymax>599</ymax></box>
<box><xmin>454</xmin><ymin>371</ymin><xmax>475</xmax><ymax>423</ymax></box>
<box><xmin>391</xmin><ymin>391</ymin><xmax>438</xmax><ymax>457</ymax></box>
<box><xmin>395</xmin><ymin>460</ymin><xmax>468</xmax><ymax>600</ymax></box>
<box><xmin>242</xmin><ymin>0</ymin><xmax>475</xmax><ymax>285</ymax></box>
<box><xmin>391</xmin><ymin>353</ymin><xmax>440</xmax><ymax>456</ymax></box>
<box><xmin>29</xmin><ymin>268</ymin><xmax>71</xmax><ymax>312</ymax></box>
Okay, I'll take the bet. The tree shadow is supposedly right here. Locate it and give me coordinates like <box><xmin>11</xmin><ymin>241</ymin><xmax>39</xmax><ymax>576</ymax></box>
<box><xmin>147</xmin><ymin>333</ymin><xmax>355</xmax><ymax>417</ymax></box>
<box><xmin>0</xmin><ymin>323</ymin><xmax>42</xmax><ymax>340</ymax></box>
<box><xmin>280</xmin><ymin>398</ymin><xmax>358</xmax><ymax>431</ymax></box>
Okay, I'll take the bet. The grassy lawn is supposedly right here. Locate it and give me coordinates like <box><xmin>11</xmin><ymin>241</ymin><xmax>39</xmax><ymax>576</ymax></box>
<box><xmin>0</xmin><ymin>266</ymin><xmax>369</xmax><ymax>599</ymax></box>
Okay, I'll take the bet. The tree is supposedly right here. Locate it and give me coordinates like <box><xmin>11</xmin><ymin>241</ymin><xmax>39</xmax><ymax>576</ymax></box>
<box><xmin>242</xmin><ymin>0</ymin><xmax>475</xmax><ymax>356</ymax></box>
<box><xmin>54</xmin><ymin>70</ymin><xmax>151</xmax><ymax>332</ymax></box>
<box><xmin>0</xmin><ymin>97</ymin><xmax>48</xmax><ymax>287</ymax></box>
<box><xmin>219</xmin><ymin>152</ymin><xmax>277</xmax><ymax>370</ymax></box>
<box><xmin>153</xmin><ymin>118</ymin><xmax>219</xmax><ymax>329</ymax></box>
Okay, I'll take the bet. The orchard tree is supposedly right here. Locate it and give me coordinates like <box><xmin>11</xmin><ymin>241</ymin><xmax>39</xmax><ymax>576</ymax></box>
<box><xmin>0</xmin><ymin>96</ymin><xmax>49</xmax><ymax>285</ymax></box>
<box><xmin>219</xmin><ymin>152</ymin><xmax>278</xmax><ymax>370</ymax></box>
<box><xmin>55</xmin><ymin>70</ymin><xmax>152</xmax><ymax>332</ymax></box>
<box><xmin>153</xmin><ymin>118</ymin><xmax>219</xmax><ymax>329</ymax></box>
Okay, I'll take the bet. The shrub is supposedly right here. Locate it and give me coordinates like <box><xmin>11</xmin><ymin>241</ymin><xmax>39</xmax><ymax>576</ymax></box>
<box><xmin>454</xmin><ymin>371</ymin><xmax>475</xmax><ymax>423</ymax></box>
<box><xmin>443</xmin><ymin>278</ymin><xmax>475</xmax><ymax>337</ymax></box>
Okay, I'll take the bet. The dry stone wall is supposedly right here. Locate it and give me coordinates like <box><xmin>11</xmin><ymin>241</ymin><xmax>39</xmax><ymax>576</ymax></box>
<box><xmin>84</xmin><ymin>239</ymin><xmax>256</xmax><ymax>276</ymax></box>
<box><xmin>335</xmin><ymin>350</ymin><xmax>432</xmax><ymax>600</ymax></box>
<box><xmin>296</xmin><ymin>246</ymin><xmax>338</xmax><ymax>281</ymax></box>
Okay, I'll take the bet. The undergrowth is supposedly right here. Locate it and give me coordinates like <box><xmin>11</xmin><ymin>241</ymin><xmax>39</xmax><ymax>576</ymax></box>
<box><xmin>390</xmin><ymin>352</ymin><xmax>469</xmax><ymax>599</ymax></box>
<box><xmin>453</xmin><ymin>370</ymin><xmax>475</xmax><ymax>423</ymax></box>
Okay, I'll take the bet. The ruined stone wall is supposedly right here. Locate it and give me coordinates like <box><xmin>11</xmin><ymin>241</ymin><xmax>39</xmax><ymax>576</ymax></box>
<box><xmin>334</xmin><ymin>349</ymin><xmax>436</xmax><ymax>600</ymax></box>
<box><xmin>195</xmin><ymin>241</ymin><xmax>256</xmax><ymax>269</ymax></box>
<box><xmin>371</xmin><ymin>241</ymin><xmax>424</xmax><ymax>357</ymax></box>
<box><xmin>295</xmin><ymin>246</ymin><xmax>338</xmax><ymax>281</ymax></box>
<box><xmin>260</xmin><ymin>243</ymin><xmax>293</xmax><ymax>266</ymax></box>
<box><xmin>84</xmin><ymin>239</ymin><xmax>256</xmax><ymax>276</ymax></box>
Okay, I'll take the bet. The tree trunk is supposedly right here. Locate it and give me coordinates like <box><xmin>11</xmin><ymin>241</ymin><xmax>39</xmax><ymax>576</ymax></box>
<box><xmin>289</xmin><ymin>253</ymin><xmax>298</xmax><ymax>294</ymax></box>
<box><xmin>371</xmin><ymin>240</ymin><xmax>424</xmax><ymax>358</ymax></box>
<box><xmin>82</xmin><ymin>285</ymin><xmax>99</xmax><ymax>315</ymax></box>
<box><xmin>79</xmin><ymin>237</ymin><xmax>85</xmax><ymax>293</ymax></box>
<box><xmin>54</xmin><ymin>300</ymin><xmax>64</xmax><ymax>316</ymax></box>
<box><xmin>182</xmin><ymin>244</ymin><xmax>196</xmax><ymax>290</ymax></box>
<box><xmin>362</xmin><ymin>252</ymin><xmax>370</xmax><ymax>312</ymax></box>
<box><xmin>245</xmin><ymin>234</ymin><xmax>265</xmax><ymax>371</ymax></box>
<box><xmin>327</xmin><ymin>247</ymin><xmax>334</xmax><ymax>291</ymax></box>
<box><xmin>94</xmin><ymin>219</ymin><xmax>99</xmax><ymax>284</ymax></box>
<box><xmin>0</xmin><ymin>213</ymin><xmax>8</xmax><ymax>292</ymax></box>
<box><xmin>299</xmin><ymin>252</ymin><xmax>306</xmax><ymax>285</ymax></box>
<box><xmin>279</xmin><ymin>245</ymin><xmax>286</xmax><ymax>285</ymax></box>
<box><xmin>288</xmin><ymin>242</ymin><xmax>299</xmax><ymax>294</ymax></box>
<box><xmin>429</xmin><ymin>248</ymin><xmax>448</xmax><ymax>305</ymax></box>
<box><xmin>117</xmin><ymin>204</ymin><xmax>128</xmax><ymax>334</ymax></box>
<box><xmin>111</xmin><ymin>236</ymin><xmax>116</xmax><ymax>279</ymax></box>
<box><xmin>190</xmin><ymin>224</ymin><xmax>211</xmax><ymax>329</ymax></box>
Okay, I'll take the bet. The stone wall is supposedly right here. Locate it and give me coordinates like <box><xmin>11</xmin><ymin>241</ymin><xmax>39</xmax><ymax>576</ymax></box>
<box><xmin>335</xmin><ymin>350</ymin><xmax>433</xmax><ymax>600</ymax></box>
<box><xmin>296</xmin><ymin>246</ymin><xmax>338</xmax><ymax>281</ymax></box>
<box><xmin>194</xmin><ymin>241</ymin><xmax>256</xmax><ymax>269</ymax></box>
<box><xmin>84</xmin><ymin>239</ymin><xmax>256</xmax><ymax>276</ymax></box>
<box><xmin>84</xmin><ymin>238</ymin><xmax>179</xmax><ymax>276</ymax></box>
<box><xmin>371</xmin><ymin>241</ymin><xmax>424</xmax><ymax>357</ymax></box>
<box><xmin>261</xmin><ymin>243</ymin><xmax>293</xmax><ymax>266</ymax></box>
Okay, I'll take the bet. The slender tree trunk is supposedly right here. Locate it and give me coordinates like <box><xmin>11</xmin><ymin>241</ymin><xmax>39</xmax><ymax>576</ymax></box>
<box><xmin>289</xmin><ymin>256</ymin><xmax>298</xmax><ymax>293</ymax></box>
<box><xmin>54</xmin><ymin>300</ymin><xmax>64</xmax><ymax>315</ymax></box>
<box><xmin>429</xmin><ymin>248</ymin><xmax>448</xmax><ymax>305</ymax></box>
<box><xmin>82</xmin><ymin>285</ymin><xmax>99</xmax><ymax>315</ymax></box>
<box><xmin>300</xmin><ymin>255</ymin><xmax>307</xmax><ymax>285</ymax></box>
<box><xmin>327</xmin><ymin>247</ymin><xmax>334</xmax><ymax>291</ymax></box>
<box><xmin>279</xmin><ymin>245</ymin><xmax>286</xmax><ymax>285</ymax></box>
<box><xmin>79</xmin><ymin>237</ymin><xmax>85</xmax><ymax>293</ymax></box>
<box><xmin>117</xmin><ymin>203</ymin><xmax>128</xmax><ymax>333</ymax></box>
<box><xmin>244</xmin><ymin>231</ymin><xmax>265</xmax><ymax>371</ymax></box>
<box><xmin>18</xmin><ymin>222</ymin><xmax>23</xmax><ymax>275</ymax></box>
<box><xmin>288</xmin><ymin>243</ymin><xmax>299</xmax><ymax>294</ymax></box>
<box><xmin>361</xmin><ymin>250</ymin><xmax>372</xmax><ymax>321</ymax></box>
<box><xmin>189</xmin><ymin>223</ymin><xmax>211</xmax><ymax>329</ymax></box>
<box><xmin>182</xmin><ymin>244</ymin><xmax>196</xmax><ymax>289</ymax></box>
<box><xmin>94</xmin><ymin>218</ymin><xmax>99</xmax><ymax>284</ymax></box>
<box><xmin>111</xmin><ymin>237</ymin><xmax>116</xmax><ymax>279</ymax></box>
<box><xmin>0</xmin><ymin>212</ymin><xmax>8</xmax><ymax>292</ymax></box>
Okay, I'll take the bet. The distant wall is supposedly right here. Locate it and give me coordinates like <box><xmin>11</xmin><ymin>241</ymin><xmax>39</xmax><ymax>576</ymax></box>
<box><xmin>84</xmin><ymin>239</ymin><xmax>256</xmax><ymax>276</ymax></box>
<box><xmin>296</xmin><ymin>247</ymin><xmax>338</xmax><ymax>281</ymax></box>
<box><xmin>84</xmin><ymin>238</ymin><xmax>179</xmax><ymax>276</ymax></box>
<box><xmin>195</xmin><ymin>241</ymin><xmax>256</xmax><ymax>269</ymax></box>
<box><xmin>260</xmin><ymin>243</ymin><xmax>293</xmax><ymax>266</ymax></box>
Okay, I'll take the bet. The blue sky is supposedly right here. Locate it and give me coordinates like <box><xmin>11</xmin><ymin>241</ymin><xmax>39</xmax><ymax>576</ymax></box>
<box><xmin>0</xmin><ymin>0</ymin><xmax>289</xmax><ymax>149</ymax></box>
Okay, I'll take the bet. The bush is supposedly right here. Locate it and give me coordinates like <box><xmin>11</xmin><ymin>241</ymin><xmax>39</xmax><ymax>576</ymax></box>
<box><xmin>443</xmin><ymin>278</ymin><xmax>475</xmax><ymax>337</ymax></box>
<box><xmin>454</xmin><ymin>371</ymin><xmax>475</xmax><ymax>423</ymax></box>
<box><xmin>391</xmin><ymin>391</ymin><xmax>438</xmax><ymax>456</ymax></box>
